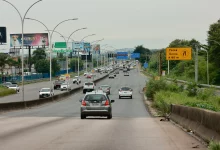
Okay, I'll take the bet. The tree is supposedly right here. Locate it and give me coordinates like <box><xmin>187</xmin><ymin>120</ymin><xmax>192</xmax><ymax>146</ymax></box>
<box><xmin>52</xmin><ymin>58</ymin><xmax>60</xmax><ymax>76</ymax></box>
<box><xmin>133</xmin><ymin>45</ymin><xmax>151</xmax><ymax>64</ymax></box>
<box><xmin>70</xmin><ymin>58</ymin><xmax>83</xmax><ymax>71</ymax></box>
<box><xmin>57</xmin><ymin>53</ymin><xmax>66</xmax><ymax>61</ymax></box>
<box><xmin>32</xmin><ymin>48</ymin><xmax>47</xmax><ymax>64</ymax></box>
<box><xmin>35</xmin><ymin>59</ymin><xmax>49</xmax><ymax>73</ymax></box>
<box><xmin>0</xmin><ymin>53</ymin><xmax>8</xmax><ymax>74</ymax></box>
<box><xmin>7</xmin><ymin>57</ymin><xmax>16</xmax><ymax>75</ymax></box>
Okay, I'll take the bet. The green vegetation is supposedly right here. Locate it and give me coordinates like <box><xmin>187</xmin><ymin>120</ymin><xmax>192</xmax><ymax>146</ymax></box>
<box><xmin>133</xmin><ymin>45</ymin><xmax>151</xmax><ymax>64</ymax></box>
<box><xmin>209</xmin><ymin>141</ymin><xmax>220</xmax><ymax>150</ymax></box>
<box><xmin>0</xmin><ymin>86</ymin><xmax>16</xmax><ymax>97</ymax></box>
<box><xmin>145</xmin><ymin>79</ymin><xmax>220</xmax><ymax>116</ymax></box>
<box><xmin>143</xmin><ymin>19</ymin><xmax>220</xmax><ymax>85</ymax></box>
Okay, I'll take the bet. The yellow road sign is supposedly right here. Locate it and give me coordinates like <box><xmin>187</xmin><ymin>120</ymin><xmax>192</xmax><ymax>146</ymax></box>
<box><xmin>166</xmin><ymin>48</ymin><xmax>192</xmax><ymax>60</ymax></box>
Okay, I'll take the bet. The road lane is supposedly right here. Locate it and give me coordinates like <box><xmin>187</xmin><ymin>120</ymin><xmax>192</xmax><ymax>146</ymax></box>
<box><xmin>0</xmin><ymin>72</ymin><xmax>104</xmax><ymax>103</ymax></box>
<box><xmin>0</xmin><ymin>69</ymin><xmax>206</xmax><ymax>150</ymax></box>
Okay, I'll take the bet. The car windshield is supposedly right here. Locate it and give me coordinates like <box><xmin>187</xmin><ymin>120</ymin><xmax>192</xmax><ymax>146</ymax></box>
<box><xmin>9</xmin><ymin>84</ymin><xmax>17</xmax><ymax>87</ymax></box>
<box><xmin>121</xmin><ymin>87</ymin><xmax>131</xmax><ymax>91</ymax></box>
<box><xmin>41</xmin><ymin>89</ymin><xmax>50</xmax><ymax>92</ymax></box>
<box><xmin>85</xmin><ymin>83</ymin><xmax>93</xmax><ymax>86</ymax></box>
<box><xmin>100</xmin><ymin>86</ymin><xmax>109</xmax><ymax>89</ymax></box>
<box><xmin>84</xmin><ymin>94</ymin><xmax>107</xmax><ymax>101</ymax></box>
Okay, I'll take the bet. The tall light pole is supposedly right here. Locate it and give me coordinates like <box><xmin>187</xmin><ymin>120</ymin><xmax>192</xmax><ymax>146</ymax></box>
<box><xmin>3</xmin><ymin>0</ymin><xmax>43</xmax><ymax>106</ymax></box>
<box><xmin>66</xmin><ymin>28</ymin><xmax>87</xmax><ymax>74</ymax></box>
<box><xmin>80</xmin><ymin>34</ymin><xmax>96</xmax><ymax>74</ymax></box>
<box><xmin>200</xmin><ymin>49</ymin><xmax>209</xmax><ymax>85</ymax></box>
<box><xmin>90</xmin><ymin>38</ymin><xmax>104</xmax><ymax>69</ymax></box>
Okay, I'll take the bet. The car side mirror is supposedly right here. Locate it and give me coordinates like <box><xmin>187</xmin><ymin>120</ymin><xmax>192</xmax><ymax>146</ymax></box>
<box><xmin>39</xmin><ymin>91</ymin><xmax>40</xmax><ymax>92</ymax></box>
<box><xmin>111</xmin><ymin>100</ymin><xmax>115</xmax><ymax>103</ymax></box>
<box><xmin>79</xmin><ymin>99</ymin><xmax>82</xmax><ymax>102</ymax></box>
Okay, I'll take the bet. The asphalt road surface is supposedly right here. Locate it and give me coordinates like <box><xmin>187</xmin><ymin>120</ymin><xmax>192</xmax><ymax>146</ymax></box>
<box><xmin>0</xmin><ymin>69</ymin><xmax>206</xmax><ymax>150</ymax></box>
<box><xmin>0</xmin><ymin>72</ymin><xmax>103</xmax><ymax>103</ymax></box>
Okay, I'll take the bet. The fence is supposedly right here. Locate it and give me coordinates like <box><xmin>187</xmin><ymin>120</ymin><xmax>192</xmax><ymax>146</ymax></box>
<box><xmin>0</xmin><ymin>68</ymin><xmax>84</xmax><ymax>84</ymax></box>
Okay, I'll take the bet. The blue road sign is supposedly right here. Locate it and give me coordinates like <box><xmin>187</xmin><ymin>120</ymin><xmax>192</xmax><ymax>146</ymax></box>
<box><xmin>131</xmin><ymin>53</ymin><xmax>140</xmax><ymax>58</ymax></box>
<box><xmin>144</xmin><ymin>62</ymin><xmax>148</xmax><ymax>69</ymax></box>
<box><xmin>117</xmin><ymin>52</ymin><xmax>128</xmax><ymax>60</ymax></box>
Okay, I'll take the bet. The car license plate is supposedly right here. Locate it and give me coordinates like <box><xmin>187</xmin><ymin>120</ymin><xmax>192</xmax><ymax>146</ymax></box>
<box><xmin>91</xmin><ymin>103</ymin><xmax>99</xmax><ymax>106</ymax></box>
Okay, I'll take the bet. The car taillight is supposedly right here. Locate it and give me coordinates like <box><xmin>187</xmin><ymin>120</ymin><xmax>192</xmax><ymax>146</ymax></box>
<box><xmin>82</xmin><ymin>100</ymin><xmax>86</xmax><ymax>106</ymax></box>
<box><xmin>105</xmin><ymin>100</ymin><xmax>110</xmax><ymax>106</ymax></box>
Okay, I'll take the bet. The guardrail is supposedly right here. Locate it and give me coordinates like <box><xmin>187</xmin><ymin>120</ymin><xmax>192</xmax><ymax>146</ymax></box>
<box><xmin>0</xmin><ymin>70</ymin><xmax>114</xmax><ymax>113</ymax></box>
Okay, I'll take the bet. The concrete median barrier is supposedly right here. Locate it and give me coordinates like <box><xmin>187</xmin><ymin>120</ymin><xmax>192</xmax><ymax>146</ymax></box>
<box><xmin>171</xmin><ymin>104</ymin><xmax>220</xmax><ymax>142</ymax></box>
<box><xmin>0</xmin><ymin>71</ymin><xmax>114</xmax><ymax>113</ymax></box>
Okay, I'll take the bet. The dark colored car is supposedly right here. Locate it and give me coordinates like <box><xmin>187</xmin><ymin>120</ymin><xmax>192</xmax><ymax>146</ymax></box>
<box><xmin>80</xmin><ymin>91</ymin><xmax>115</xmax><ymax>119</ymax></box>
<box><xmin>54</xmin><ymin>80</ymin><xmax>65</xmax><ymax>89</ymax></box>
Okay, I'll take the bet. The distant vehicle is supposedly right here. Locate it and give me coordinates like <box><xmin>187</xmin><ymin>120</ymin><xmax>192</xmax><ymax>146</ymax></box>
<box><xmin>123</xmin><ymin>68</ymin><xmax>127</xmax><ymax>72</ymax></box>
<box><xmin>59</xmin><ymin>75</ymin><xmax>66</xmax><ymax>81</ymax></box>
<box><xmin>124</xmin><ymin>72</ymin><xmax>129</xmax><ymax>76</ymax></box>
<box><xmin>109</xmin><ymin>74</ymin><xmax>115</xmax><ymax>79</ymax></box>
<box><xmin>84</xmin><ymin>72</ymin><xmax>88</xmax><ymax>76</ymax></box>
<box><xmin>79</xmin><ymin>90</ymin><xmax>115</xmax><ymax>119</ymax></box>
<box><xmin>86</xmin><ymin>74</ymin><xmax>92</xmax><ymax>79</ymax></box>
<box><xmin>2</xmin><ymin>82</ymin><xmax>12</xmax><ymax>88</ymax></box>
<box><xmin>73</xmin><ymin>76</ymin><xmax>81</xmax><ymax>84</ymax></box>
<box><xmin>60</xmin><ymin>82</ymin><xmax>71</xmax><ymax>91</ymax></box>
<box><xmin>119</xmin><ymin>86</ymin><xmax>133</xmax><ymax>99</ymax></box>
<box><xmin>99</xmin><ymin>85</ymin><xmax>111</xmax><ymax>95</ymax></box>
<box><xmin>83</xmin><ymin>82</ymin><xmax>95</xmax><ymax>94</ymax></box>
<box><xmin>39</xmin><ymin>88</ymin><xmax>54</xmax><ymax>98</ymax></box>
<box><xmin>114</xmin><ymin>72</ymin><xmax>117</xmax><ymax>77</ymax></box>
<box><xmin>54</xmin><ymin>80</ymin><xmax>65</xmax><ymax>89</ymax></box>
<box><xmin>8</xmin><ymin>84</ymin><xmax>20</xmax><ymax>92</ymax></box>
<box><xmin>115</xmin><ymin>70</ymin><xmax>119</xmax><ymax>74</ymax></box>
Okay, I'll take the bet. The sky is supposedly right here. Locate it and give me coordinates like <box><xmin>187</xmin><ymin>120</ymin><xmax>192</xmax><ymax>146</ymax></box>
<box><xmin>0</xmin><ymin>0</ymin><xmax>220</xmax><ymax>52</ymax></box>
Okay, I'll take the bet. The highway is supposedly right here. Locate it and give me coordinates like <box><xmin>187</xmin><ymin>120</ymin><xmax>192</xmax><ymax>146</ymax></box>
<box><xmin>0</xmin><ymin>69</ymin><xmax>206</xmax><ymax>150</ymax></box>
<box><xmin>0</xmin><ymin>73</ymin><xmax>103</xmax><ymax>103</ymax></box>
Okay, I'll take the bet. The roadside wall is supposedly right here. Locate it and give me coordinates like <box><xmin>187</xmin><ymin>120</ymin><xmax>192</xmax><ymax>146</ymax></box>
<box><xmin>171</xmin><ymin>104</ymin><xmax>220</xmax><ymax>142</ymax></box>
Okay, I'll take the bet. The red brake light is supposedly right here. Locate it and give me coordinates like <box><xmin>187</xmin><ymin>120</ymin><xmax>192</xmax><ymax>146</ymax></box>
<box><xmin>105</xmin><ymin>100</ymin><xmax>110</xmax><ymax>106</ymax></box>
<box><xmin>82</xmin><ymin>100</ymin><xmax>86</xmax><ymax>106</ymax></box>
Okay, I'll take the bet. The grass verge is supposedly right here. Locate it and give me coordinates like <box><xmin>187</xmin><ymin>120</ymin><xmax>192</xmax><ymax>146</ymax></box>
<box><xmin>0</xmin><ymin>86</ymin><xmax>16</xmax><ymax>97</ymax></box>
<box><xmin>208</xmin><ymin>141</ymin><xmax>220</xmax><ymax>150</ymax></box>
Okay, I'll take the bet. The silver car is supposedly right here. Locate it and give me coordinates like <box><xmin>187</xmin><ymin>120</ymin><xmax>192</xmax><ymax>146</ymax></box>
<box><xmin>80</xmin><ymin>90</ymin><xmax>115</xmax><ymax>119</ymax></box>
<box><xmin>99</xmin><ymin>85</ymin><xmax>111</xmax><ymax>95</ymax></box>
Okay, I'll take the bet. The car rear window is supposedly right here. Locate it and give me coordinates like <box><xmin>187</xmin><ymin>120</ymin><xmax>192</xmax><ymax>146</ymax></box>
<box><xmin>85</xmin><ymin>83</ymin><xmax>93</xmax><ymax>85</ymax></box>
<box><xmin>84</xmin><ymin>94</ymin><xmax>107</xmax><ymax>101</ymax></box>
<box><xmin>121</xmin><ymin>87</ymin><xmax>131</xmax><ymax>91</ymax></box>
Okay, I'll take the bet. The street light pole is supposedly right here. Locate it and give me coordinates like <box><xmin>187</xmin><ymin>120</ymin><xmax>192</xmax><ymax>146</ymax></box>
<box><xmin>3</xmin><ymin>0</ymin><xmax>43</xmax><ymax>106</ymax></box>
<box><xmin>79</xmin><ymin>34</ymin><xmax>96</xmax><ymax>75</ymax></box>
<box><xmin>201</xmin><ymin>49</ymin><xmax>209</xmax><ymax>85</ymax></box>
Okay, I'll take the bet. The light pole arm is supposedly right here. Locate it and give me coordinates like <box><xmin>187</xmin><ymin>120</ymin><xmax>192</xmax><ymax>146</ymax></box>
<box><xmin>2</xmin><ymin>0</ymin><xmax>22</xmax><ymax>22</ymax></box>
<box><xmin>23</xmin><ymin>0</ymin><xmax>42</xmax><ymax>22</ymax></box>
<box><xmin>67</xmin><ymin>28</ymin><xmax>87</xmax><ymax>44</ymax></box>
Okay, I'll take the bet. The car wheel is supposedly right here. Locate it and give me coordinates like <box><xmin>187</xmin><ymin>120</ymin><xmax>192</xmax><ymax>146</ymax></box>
<box><xmin>131</xmin><ymin>96</ymin><xmax>132</xmax><ymax>99</ymax></box>
<box><xmin>119</xmin><ymin>96</ymin><xmax>121</xmax><ymax>99</ymax></box>
<box><xmin>81</xmin><ymin>114</ymin><xmax>86</xmax><ymax>119</ymax></box>
<box><xmin>83</xmin><ymin>90</ymin><xmax>86</xmax><ymax>94</ymax></box>
<box><xmin>107</xmin><ymin>114</ymin><xmax>112</xmax><ymax>119</ymax></box>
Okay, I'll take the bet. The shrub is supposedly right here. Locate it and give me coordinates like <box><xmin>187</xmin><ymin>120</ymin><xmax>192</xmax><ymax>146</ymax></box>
<box><xmin>184</xmin><ymin>101</ymin><xmax>218</xmax><ymax>112</ymax></box>
<box><xmin>146</xmin><ymin>79</ymin><xmax>168</xmax><ymax>99</ymax></box>
<box><xmin>208</xmin><ymin>141</ymin><xmax>220</xmax><ymax>150</ymax></box>
<box><xmin>197</xmin><ymin>88</ymin><xmax>215</xmax><ymax>100</ymax></box>
<box><xmin>186</xmin><ymin>82</ymin><xmax>198</xmax><ymax>97</ymax></box>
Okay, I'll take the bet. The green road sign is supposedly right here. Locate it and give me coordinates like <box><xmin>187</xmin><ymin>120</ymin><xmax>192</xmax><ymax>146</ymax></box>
<box><xmin>54</xmin><ymin>42</ymin><xmax>66</xmax><ymax>48</ymax></box>
<box><xmin>53</xmin><ymin>49</ymin><xmax>72</xmax><ymax>53</ymax></box>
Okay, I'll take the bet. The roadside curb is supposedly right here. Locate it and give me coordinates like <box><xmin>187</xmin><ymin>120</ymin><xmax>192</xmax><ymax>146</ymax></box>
<box><xmin>143</xmin><ymin>94</ymin><xmax>161</xmax><ymax>117</ymax></box>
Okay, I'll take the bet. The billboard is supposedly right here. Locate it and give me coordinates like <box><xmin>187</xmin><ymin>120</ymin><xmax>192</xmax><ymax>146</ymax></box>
<box><xmin>0</xmin><ymin>27</ymin><xmax>7</xmax><ymax>43</ymax></box>
<box><xmin>131</xmin><ymin>53</ymin><xmax>140</xmax><ymax>58</ymax></box>
<box><xmin>84</xmin><ymin>42</ymin><xmax>91</xmax><ymax>52</ymax></box>
<box><xmin>54</xmin><ymin>42</ymin><xmax>66</xmax><ymax>48</ymax></box>
<box><xmin>117</xmin><ymin>52</ymin><xmax>128</xmax><ymax>60</ymax></box>
<box><xmin>72</xmin><ymin>41</ymin><xmax>83</xmax><ymax>51</ymax></box>
<box><xmin>92</xmin><ymin>44</ymin><xmax>100</xmax><ymax>54</ymax></box>
<box><xmin>10</xmin><ymin>33</ymin><xmax>49</xmax><ymax>47</ymax></box>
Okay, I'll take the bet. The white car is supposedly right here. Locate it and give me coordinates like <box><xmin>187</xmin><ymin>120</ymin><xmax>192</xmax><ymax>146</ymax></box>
<box><xmin>83</xmin><ymin>82</ymin><xmax>95</xmax><ymax>94</ymax></box>
<box><xmin>2</xmin><ymin>82</ymin><xmax>12</xmax><ymax>88</ymax></box>
<box><xmin>84</xmin><ymin>72</ymin><xmax>88</xmax><ymax>76</ymax></box>
<box><xmin>73</xmin><ymin>76</ymin><xmax>81</xmax><ymax>84</ymax></box>
<box><xmin>60</xmin><ymin>82</ymin><xmax>71</xmax><ymax>91</ymax></box>
<box><xmin>39</xmin><ymin>88</ymin><xmax>54</xmax><ymax>99</ymax></box>
<box><xmin>8</xmin><ymin>84</ymin><xmax>20</xmax><ymax>92</ymax></box>
<box><xmin>119</xmin><ymin>87</ymin><xmax>133</xmax><ymax>99</ymax></box>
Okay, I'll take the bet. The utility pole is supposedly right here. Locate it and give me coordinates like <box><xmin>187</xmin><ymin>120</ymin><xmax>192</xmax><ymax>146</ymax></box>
<box><xmin>195</xmin><ymin>46</ymin><xmax>199</xmax><ymax>83</ymax></box>
<box><xmin>158</xmin><ymin>51</ymin><xmax>162</xmax><ymax>76</ymax></box>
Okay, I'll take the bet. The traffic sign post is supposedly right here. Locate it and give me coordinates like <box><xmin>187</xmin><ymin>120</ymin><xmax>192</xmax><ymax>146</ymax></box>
<box><xmin>166</xmin><ymin>48</ymin><xmax>192</xmax><ymax>60</ymax></box>
<box><xmin>166</xmin><ymin>47</ymin><xmax>192</xmax><ymax>76</ymax></box>
<box><xmin>144</xmin><ymin>62</ymin><xmax>148</xmax><ymax>69</ymax></box>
